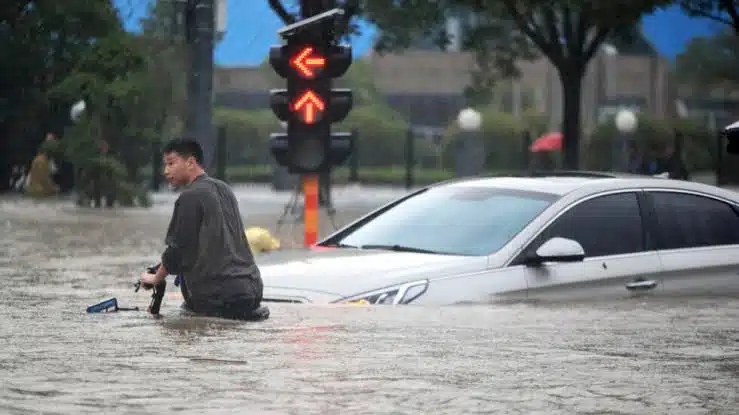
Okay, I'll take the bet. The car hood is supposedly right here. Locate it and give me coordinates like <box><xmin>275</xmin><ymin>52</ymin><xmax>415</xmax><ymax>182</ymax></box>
<box><xmin>256</xmin><ymin>248</ymin><xmax>486</xmax><ymax>301</ymax></box>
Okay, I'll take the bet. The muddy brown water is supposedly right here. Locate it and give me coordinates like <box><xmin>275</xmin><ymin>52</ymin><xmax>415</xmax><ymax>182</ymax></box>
<box><xmin>1</xmin><ymin>195</ymin><xmax>738</xmax><ymax>414</ymax></box>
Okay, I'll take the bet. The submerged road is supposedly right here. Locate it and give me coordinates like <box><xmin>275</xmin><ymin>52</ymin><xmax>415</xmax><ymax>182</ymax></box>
<box><xmin>0</xmin><ymin>189</ymin><xmax>738</xmax><ymax>414</ymax></box>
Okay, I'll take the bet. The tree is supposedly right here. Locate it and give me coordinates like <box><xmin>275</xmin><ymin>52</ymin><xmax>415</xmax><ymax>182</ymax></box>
<box><xmin>0</xmin><ymin>0</ymin><xmax>125</xmax><ymax>191</ymax></box>
<box><xmin>267</xmin><ymin>0</ymin><xmax>670</xmax><ymax>169</ymax></box>
<box><xmin>680</xmin><ymin>0</ymin><xmax>739</xmax><ymax>34</ymax></box>
<box><xmin>492</xmin><ymin>1</ymin><xmax>671</xmax><ymax>168</ymax></box>
<box><xmin>137</xmin><ymin>0</ymin><xmax>190</xmax><ymax>128</ymax></box>
<box><xmin>676</xmin><ymin>29</ymin><xmax>739</xmax><ymax>86</ymax></box>
<box><xmin>50</xmin><ymin>31</ymin><xmax>155</xmax><ymax>206</ymax></box>
<box><xmin>48</xmin><ymin>0</ymin><xmax>191</xmax><ymax>207</ymax></box>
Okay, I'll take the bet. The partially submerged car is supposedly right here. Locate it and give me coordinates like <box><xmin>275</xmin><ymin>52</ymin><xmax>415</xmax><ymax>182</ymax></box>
<box><xmin>258</xmin><ymin>172</ymin><xmax>739</xmax><ymax>305</ymax></box>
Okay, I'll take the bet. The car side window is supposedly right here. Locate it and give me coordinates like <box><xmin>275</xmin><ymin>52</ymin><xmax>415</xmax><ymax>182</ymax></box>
<box><xmin>649</xmin><ymin>192</ymin><xmax>739</xmax><ymax>250</ymax></box>
<box><xmin>527</xmin><ymin>192</ymin><xmax>645</xmax><ymax>258</ymax></box>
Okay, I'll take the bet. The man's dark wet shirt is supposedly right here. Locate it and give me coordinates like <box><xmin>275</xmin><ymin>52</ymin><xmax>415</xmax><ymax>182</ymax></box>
<box><xmin>161</xmin><ymin>174</ymin><xmax>262</xmax><ymax>312</ymax></box>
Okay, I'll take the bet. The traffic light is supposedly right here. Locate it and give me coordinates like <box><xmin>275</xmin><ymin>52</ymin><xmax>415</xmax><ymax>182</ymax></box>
<box><xmin>724</xmin><ymin>120</ymin><xmax>739</xmax><ymax>155</ymax></box>
<box><xmin>268</xmin><ymin>31</ymin><xmax>354</xmax><ymax>174</ymax></box>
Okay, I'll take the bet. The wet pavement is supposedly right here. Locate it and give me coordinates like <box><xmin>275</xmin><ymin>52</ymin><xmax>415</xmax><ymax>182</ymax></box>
<box><xmin>1</xmin><ymin>191</ymin><xmax>738</xmax><ymax>414</ymax></box>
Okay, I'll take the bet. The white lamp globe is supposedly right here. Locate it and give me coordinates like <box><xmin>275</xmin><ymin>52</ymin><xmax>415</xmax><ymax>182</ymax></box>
<box><xmin>457</xmin><ymin>108</ymin><xmax>482</xmax><ymax>131</ymax></box>
<box><xmin>615</xmin><ymin>109</ymin><xmax>637</xmax><ymax>133</ymax></box>
<box><xmin>70</xmin><ymin>100</ymin><xmax>86</xmax><ymax>121</ymax></box>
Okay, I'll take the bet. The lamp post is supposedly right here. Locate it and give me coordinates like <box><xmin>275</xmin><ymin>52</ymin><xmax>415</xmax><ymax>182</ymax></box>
<box><xmin>602</xmin><ymin>44</ymin><xmax>618</xmax><ymax>102</ymax></box>
<box><xmin>456</xmin><ymin>108</ymin><xmax>484</xmax><ymax>178</ymax></box>
<box><xmin>458</xmin><ymin>108</ymin><xmax>482</xmax><ymax>132</ymax></box>
<box><xmin>614</xmin><ymin>109</ymin><xmax>637</xmax><ymax>172</ymax></box>
<box><xmin>68</xmin><ymin>99</ymin><xmax>87</xmax><ymax>200</ymax></box>
<box><xmin>70</xmin><ymin>100</ymin><xmax>86</xmax><ymax>121</ymax></box>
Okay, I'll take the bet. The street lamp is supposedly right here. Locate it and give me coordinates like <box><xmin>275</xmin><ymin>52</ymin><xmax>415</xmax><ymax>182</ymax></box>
<box><xmin>70</xmin><ymin>100</ymin><xmax>86</xmax><ymax>121</ymax></box>
<box><xmin>602</xmin><ymin>44</ymin><xmax>618</xmax><ymax>101</ymax></box>
<box><xmin>455</xmin><ymin>108</ymin><xmax>484</xmax><ymax>177</ymax></box>
<box><xmin>614</xmin><ymin>109</ymin><xmax>637</xmax><ymax>172</ymax></box>
<box><xmin>615</xmin><ymin>109</ymin><xmax>637</xmax><ymax>133</ymax></box>
<box><xmin>457</xmin><ymin>107</ymin><xmax>482</xmax><ymax>131</ymax></box>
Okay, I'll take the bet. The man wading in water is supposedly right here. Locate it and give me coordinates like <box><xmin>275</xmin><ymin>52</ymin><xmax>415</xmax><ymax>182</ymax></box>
<box><xmin>138</xmin><ymin>138</ymin><xmax>268</xmax><ymax>320</ymax></box>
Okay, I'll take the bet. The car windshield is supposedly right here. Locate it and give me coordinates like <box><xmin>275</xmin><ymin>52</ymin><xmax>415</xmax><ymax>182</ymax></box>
<box><xmin>335</xmin><ymin>186</ymin><xmax>559</xmax><ymax>256</ymax></box>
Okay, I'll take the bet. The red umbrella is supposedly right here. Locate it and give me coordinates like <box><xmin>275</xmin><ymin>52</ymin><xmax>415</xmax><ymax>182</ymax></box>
<box><xmin>530</xmin><ymin>132</ymin><xmax>563</xmax><ymax>152</ymax></box>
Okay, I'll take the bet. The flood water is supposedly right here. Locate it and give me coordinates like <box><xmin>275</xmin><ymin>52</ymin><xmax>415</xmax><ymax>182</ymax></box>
<box><xmin>1</xmin><ymin>194</ymin><xmax>738</xmax><ymax>414</ymax></box>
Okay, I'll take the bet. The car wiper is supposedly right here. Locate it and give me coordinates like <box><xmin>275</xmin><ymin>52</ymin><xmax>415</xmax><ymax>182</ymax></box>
<box><xmin>319</xmin><ymin>242</ymin><xmax>358</xmax><ymax>248</ymax></box>
<box><xmin>359</xmin><ymin>244</ymin><xmax>443</xmax><ymax>254</ymax></box>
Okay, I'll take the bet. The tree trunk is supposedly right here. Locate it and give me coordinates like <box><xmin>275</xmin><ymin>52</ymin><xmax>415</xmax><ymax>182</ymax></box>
<box><xmin>558</xmin><ymin>69</ymin><xmax>585</xmax><ymax>169</ymax></box>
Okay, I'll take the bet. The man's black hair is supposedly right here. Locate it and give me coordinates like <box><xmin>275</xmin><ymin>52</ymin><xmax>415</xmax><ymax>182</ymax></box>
<box><xmin>162</xmin><ymin>137</ymin><xmax>204</xmax><ymax>165</ymax></box>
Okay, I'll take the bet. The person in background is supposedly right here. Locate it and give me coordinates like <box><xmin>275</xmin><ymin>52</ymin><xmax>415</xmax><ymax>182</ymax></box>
<box><xmin>90</xmin><ymin>140</ymin><xmax>116</xmax><ymax>207</ymax></box>
<box><xmin>654</xmin><ymin>142</ymin><xmax>689</xmax><ymax>180</ymax></box>
<box><xmin>626</xmin><ymin>142</ymin><xmax>646</xmax><ymax>174</ymax></box>
<box><xmin>24</xmin><ymin>145</ymin><xmax>59</xmax><ymax>198</ymax></box>
<box><xmin>43</xmin><ymin>133</ymin><xmax>60</xmax><ymax>185</ymax></box>
<box><xmin>9</xmin><ymin>165</ymin><xmax>27</xmax><ymax>193</ymax></box>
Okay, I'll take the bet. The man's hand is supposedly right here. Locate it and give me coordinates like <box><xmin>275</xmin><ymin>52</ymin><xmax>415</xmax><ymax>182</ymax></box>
<box><xmin>139</xmin><ymin>271</ymin><xmax>159</xmax><ymax>288</ymax></box>
<box><xmin>139</xmin><ymin>263</ymin><xmax>169</xmax><ymax>289</ymax></box>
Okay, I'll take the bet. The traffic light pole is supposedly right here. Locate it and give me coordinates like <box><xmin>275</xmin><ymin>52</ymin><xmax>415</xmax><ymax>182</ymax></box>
<box><xmin>268</xmin><ymin>1</ymin><xmax>354</xmax><ymax>247</ymax></box>
<box><xmin>185</xmin><ymin>0</ymin><xmax>215</xmax><ymax>172</ymax></box>
<box><xmin>300</xmin><ymin>0</ymin><xmax>324</xmax><ymax>247</ymax></box>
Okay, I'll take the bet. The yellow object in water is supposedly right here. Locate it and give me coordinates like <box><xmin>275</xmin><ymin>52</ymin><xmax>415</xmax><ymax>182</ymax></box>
<box><xmin>245</xmin><ymin>226</ymin><xmax>281</xmax><ymax>253</ymax></box>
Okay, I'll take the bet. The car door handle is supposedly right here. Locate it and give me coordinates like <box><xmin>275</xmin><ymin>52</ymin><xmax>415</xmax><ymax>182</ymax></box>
<box><xmin>625</xmin><ymin>279</ymin><xmax>658</xmax><ymax>291</ymax></box>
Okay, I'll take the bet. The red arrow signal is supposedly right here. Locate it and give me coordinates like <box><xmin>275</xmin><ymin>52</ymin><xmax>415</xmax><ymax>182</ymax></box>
<box><xmin>292</xmin><ymin>90</ymin><xmax>325</xmax><ymax>124</ymax></box>
<box><xmin>290</xmin><ymin>47</ymin><xmax>325</xmax><ymax>79</ymax></box>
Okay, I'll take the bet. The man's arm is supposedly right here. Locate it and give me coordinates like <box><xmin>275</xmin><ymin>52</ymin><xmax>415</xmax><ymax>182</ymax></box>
<box><xmin>145</xmin><ymin>263</ymin><xmax>169</xmax><ymax>286</ymax></box>
<box><xmin>161</xmin><ymin>192</ymin><xmax>202</xmax><ymax>276</ymax></box>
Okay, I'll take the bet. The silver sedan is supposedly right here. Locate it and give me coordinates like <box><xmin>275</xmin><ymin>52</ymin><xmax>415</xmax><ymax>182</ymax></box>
<box><xmin>257</xmin><ymin>172</ymin><xmax>739</xmax><ymax>305</ymax></box>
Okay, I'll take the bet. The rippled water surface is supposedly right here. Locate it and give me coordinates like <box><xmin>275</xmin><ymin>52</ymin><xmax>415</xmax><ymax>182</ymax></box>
<box><xmin>1</xmin><ymin>195</ymin><xmax>738</xmax><ymax>414</ymax></box>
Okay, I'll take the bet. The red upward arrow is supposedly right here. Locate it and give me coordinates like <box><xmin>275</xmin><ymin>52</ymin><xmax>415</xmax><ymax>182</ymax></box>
<box><xmin>292</xmin><ymin>90</ymin><xmax>325</xmax><ymax>124</ymax></box>
<box><xmin>290</xmin><ymin>47</ymin><xmax>325</xmax><ymax>78</ymax></box>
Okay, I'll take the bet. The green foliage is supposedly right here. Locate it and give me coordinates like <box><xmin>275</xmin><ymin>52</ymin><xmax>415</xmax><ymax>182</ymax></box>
<box><xmin>224</xmin><ymin>164</ymin><xmax>456</xmax><ymax>186</ymax></box>
<box><xmin>37</xmin><ymin>0</ymin><xmax>186</xmax><ymax>206</ymax></box>
<box><xmin>215</xmin><ymin>108</ymin><xmax>281</xmax><ymax>165</ymax></box>
<box><xmin>58</xmin><ymin>113</ymin><xmax>149</xmax><ymax>207</ymax></box>
<box><xmin>676</xmin><ymin>29</ymin><xmax>739</xmax><ymax>87</ymax></box>
<box><xmin>362</xmin><ymin>0</ymin><xmax>536</xmax><ymax>85</ymax></box>
<box><xmin>0</xmin><ymin>1</ymin><xmax>123</xmax><ymax>98</ymax></box>
<box><xmin>584</xmin><ymin>114</ymin><xmax>717</xmax><ymax>172</ymax></box>
<box><xmin>679</xmin><ymin>0</ymin><xmax>739</xmax><ymax>33</ymax></box>
<box><xmin>48</xmin><ymin>31</ymin><xmax>154</xmax><ymax>206</ymax></box>
<box><xmin>0</xmin><ymin>0</ymin><xmax>187</xmax><ymax>200</ymax></box>
<box><xmin>0</xmin><ymin>0</ymin><xmax>127</xmax><ymax>183</ymax></box>
<box><xmin>219</xmin><ymin>99</ymin><xmax>555</xmax><ymax>174</ymax></box>
<box><xmin>214</xmin><ymin>102</ymin><xmax>435</xmax><ymax>168</ymax></box>
<box><xmin>39</xmin><ymin>139</ymin><xmax>63</xmax><ymax>159</ymax></box>
<box><xmin>339</xmin><ymin>104</ymin><xmax>434</xmax><ymax>167</ymax></box>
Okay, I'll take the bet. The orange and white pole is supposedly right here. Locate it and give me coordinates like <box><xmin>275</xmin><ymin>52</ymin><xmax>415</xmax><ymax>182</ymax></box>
<box><xmin>303</xmin><ymin>174</ymin><xmax>319</xmax><ymax>247</ymax></box>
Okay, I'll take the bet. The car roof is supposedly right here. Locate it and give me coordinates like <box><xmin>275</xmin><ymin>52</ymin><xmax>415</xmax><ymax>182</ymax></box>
<box><xmin>447</xmin><ymin>176</ymin><xmax>601</xmax><ymax>195</ymax></box>
<box><xmin>436</xmin><ymin>171</ymin><xmax>739</xmax><ymax>200</ymax></box>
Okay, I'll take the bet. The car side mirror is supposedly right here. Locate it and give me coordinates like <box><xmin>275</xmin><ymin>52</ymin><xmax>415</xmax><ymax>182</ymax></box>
<box><xmin>524</xmin><ymin>237</ymin><xmax>585</xmax><ymax>266</ymax></box>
